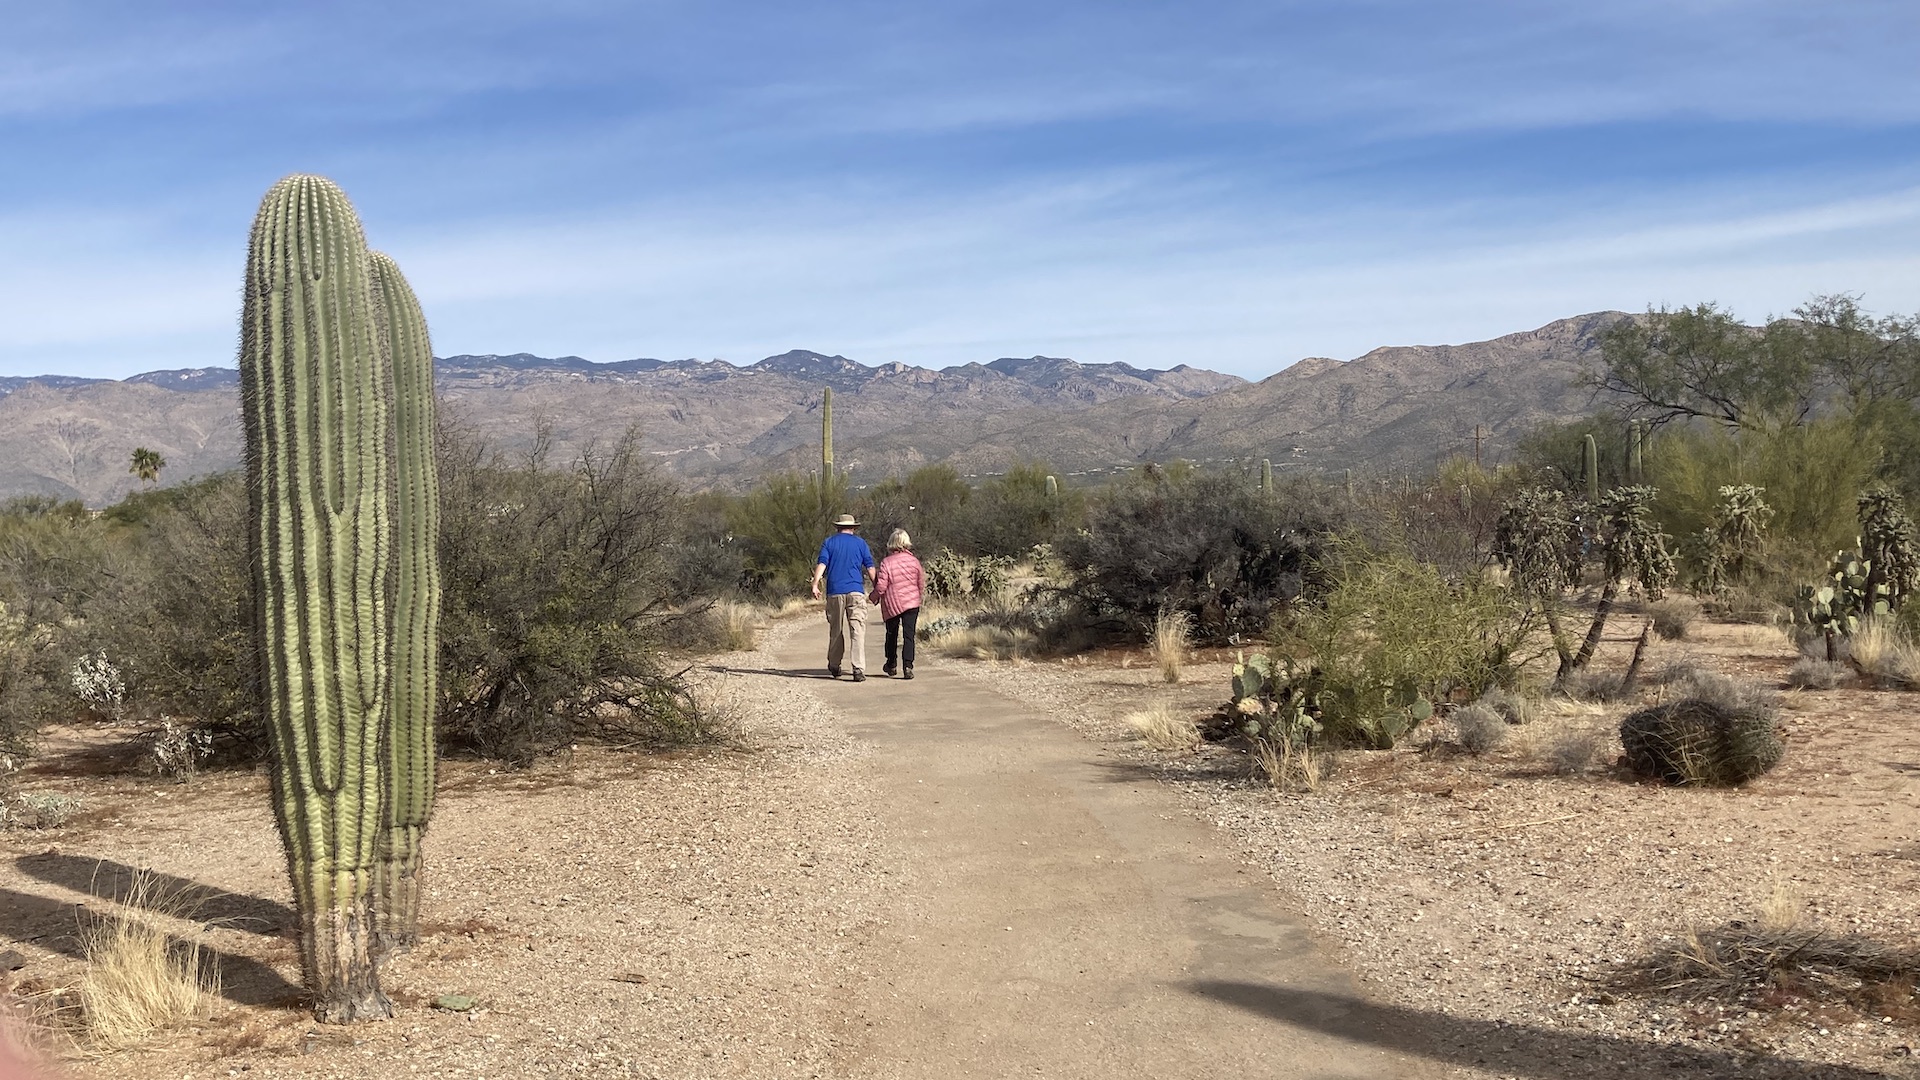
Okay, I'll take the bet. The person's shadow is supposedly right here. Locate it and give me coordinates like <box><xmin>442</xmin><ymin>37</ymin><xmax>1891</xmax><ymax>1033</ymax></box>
<box><xmin>704</xmin><ymin>663</ymin><xmax>838</xmax><ymax>680</ymax></box>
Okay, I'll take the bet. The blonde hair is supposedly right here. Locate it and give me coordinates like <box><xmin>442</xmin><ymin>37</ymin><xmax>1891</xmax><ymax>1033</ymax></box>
<box><xmin>887</xmin><ymin>529</ymin><xmax>913</xmax><ymax>551</ymax></box>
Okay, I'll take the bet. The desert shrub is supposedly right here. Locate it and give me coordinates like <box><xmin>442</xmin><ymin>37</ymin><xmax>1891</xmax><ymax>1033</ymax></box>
<box><xmin>1547</xmin><ymin>728</ymin><xmax>1608</xmax><ymax>776</ymax></box>
<box><xmin>854</xmin><ymin>464</ymin><xmax>975</xmax><ymax>562</ymax></box>
<box><xmin>437</xmin><ymin>426</ymin><xmax>713</xmax><ymax>765</ymax></box>
<box><xmin>927</xmin><ymin>623</ymin><xmax>1033</xmax><ymax>660</ymax></box>
<box><xmin>1786</xmin><ymin>657</ymin><xmax>1847</xmax><ymax>690</ymax></box>
<box><xmin>1152</xmin><ymin>607</ymin><xmax>1191</xmax><ymax>684</ymax></box>
<box><xmin>672</xmin><ymin>600</ymin><xmax>763</xmax><ymax>654</ymax></box>
<box><xmin>1649</xmin><ymin>595</ymin><xmax>1703</xmax><ymax>640</ymax></box>
<box><xmin>1451</xmin><ymin>704</ymin><xmax>1507</xmax><ymax>755</ymax></box>
<box><xmin>1558</xmin><ymin>668</ymin><xmax>1627</xmax><ymax>703</ymax></box>
<box><xmin>1059</xmin><ymin>469</ymin><xmax>1345</xmax><ymax>644</ymax></box>
<box><xmin>1</xmin><ymin>790</ymin><xmax>82</xmax><ymax>829</ymax></box>
<box><xmin>724</xmin><ymin>470</ymin><xmax>841</xmax><ymax>594</ymax></box>
<box><xmin>142</xmin><ymin>719</ymin><xmax>214</xmax><ymax>781</ymax></box>
<box><xmin>1124</xmin><ymin>703</ymin><xmax>1199</xmax><ymax>752</ymax></box>
<box><xmin>83</xmin><ymin>473</ymin><xmax>257</xmax><ymax>741</ymax></box>
<box><xmin>1473</xmin><ymin>686</ymin><xmax>1536</xmax><ymax>726</ymax></box>
<box><xmin>918</xmin><ymin>612</ymin><xmax>970</xmax><ymax>640</ymax></box>
<box><xmin>1275</xmin><ymin>550</ymin><xmax>1525</xmax><ymax>749</ymax></box>
<box><xmin>949</xmin><ymin>463</ymin><xmax>1080</xmax><ymax>558</ymax></box>
<box><xmin>0</xmin><ymin>499</ymin><xmax>115</xmax><ymax>755</ymax></box>
<box><xmin>1620</xmin><ymin>700</ymin><xmax>1783</xmax><ymax>786</ymax></box>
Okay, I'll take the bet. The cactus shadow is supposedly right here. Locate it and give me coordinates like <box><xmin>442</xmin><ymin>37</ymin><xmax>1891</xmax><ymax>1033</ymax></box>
<box><xmin>1188</xmin><ymin>980</ymin><xmax>1889</xmax><ymax>1079</ymax></box>
<box><xmin>0</xmin><ymin>886</ymin><xmax>303</xmax><ymax>1008</ymax></box>
<box><xmin>14</xmin><ymin>853</ymin><xmax>294</xmax><ymax>935</ymax></box>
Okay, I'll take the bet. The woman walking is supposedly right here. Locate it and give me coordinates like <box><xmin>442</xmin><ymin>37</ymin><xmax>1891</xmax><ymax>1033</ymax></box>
<box><xmin>870</xmin><ymin>529</ymin><xmax>925</xmax><ymax>679</ymax></box>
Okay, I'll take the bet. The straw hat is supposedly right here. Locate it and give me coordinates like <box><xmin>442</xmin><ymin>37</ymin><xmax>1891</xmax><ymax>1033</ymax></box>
<box><xmin>831</xmin><ymin>513</ymin><xmax>860</xmax><ymax>528</ymax></box>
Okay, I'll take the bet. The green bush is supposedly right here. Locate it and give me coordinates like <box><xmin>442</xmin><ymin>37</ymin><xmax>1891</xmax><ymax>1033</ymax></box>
<box><xmin>1058</xmin><ymin>468</ymin><xmax>1344</xmax><ymax>644</ymax></box>
<box><xmin>438</xmin><ymin>425</ymin><xmax>715</xmax><ymax>765</ymax></box>
<box><xmin>1273</xmin><ymin>551</ymin><xmax>1525</xmax><ymax>748</ymax></box>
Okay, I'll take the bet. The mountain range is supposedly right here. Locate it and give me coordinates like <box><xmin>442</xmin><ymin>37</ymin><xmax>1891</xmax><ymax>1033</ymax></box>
<box><xmin>0</xmin><ymin>314</ymin><xmax>1621</xmax><ymax>505</ymax></box>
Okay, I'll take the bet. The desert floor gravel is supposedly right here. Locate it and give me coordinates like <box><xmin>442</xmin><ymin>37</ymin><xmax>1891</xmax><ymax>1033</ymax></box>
<box><xmin>945</xmin><ymin>617</ymin><xmax>1920</xmax><ymax>1079</ymax></box>
<box><xmin>6</xmin><ymin>612</ymin><xmax>1918</xmax><ymax>1079</ymax></box>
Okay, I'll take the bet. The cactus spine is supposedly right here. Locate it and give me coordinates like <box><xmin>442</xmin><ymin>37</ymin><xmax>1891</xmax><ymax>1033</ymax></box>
<box><xmin>240</xmin><ymin>176</ymin><xmax>396</xmax><ymax>1022</ymax></box>
<box><xmin>368</xmin><ymin>252</ymin><xmax>442</xmax><ymax>957</ymax></box>
<box><xmin>1583</xmin><ymin>434</ymin><xmax>1599</xmax><ymax>502</ymax></box>
<box><xmin>1260</xmin><ymin>458</ymin><xmax>1272</xmax><ymax>495</ymax></box>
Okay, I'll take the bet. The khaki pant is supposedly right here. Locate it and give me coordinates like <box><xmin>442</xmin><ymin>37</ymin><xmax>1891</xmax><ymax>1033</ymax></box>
<box><xmin>824</xmin><ymin>591</ymin><xmax>868</xmax><ymax>674</ymax></box>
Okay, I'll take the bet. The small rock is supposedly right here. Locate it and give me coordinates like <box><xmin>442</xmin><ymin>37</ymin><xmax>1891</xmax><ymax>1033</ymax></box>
<box><xmin>433</xmin><ymin>994</ymin><xmax>478</xmax><ymax>1012</ymax></box>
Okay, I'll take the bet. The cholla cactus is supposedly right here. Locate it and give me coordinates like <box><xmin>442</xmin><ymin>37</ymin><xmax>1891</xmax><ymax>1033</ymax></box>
<box><xmin>1859</xmin><ymin>487</ymin><xmax>1920</xmax><ymax>609</ymax></box>
<box><xmin>69</xmin><ymin>651</ymin><xmax>125</xmax><ymax>719</ymax></box>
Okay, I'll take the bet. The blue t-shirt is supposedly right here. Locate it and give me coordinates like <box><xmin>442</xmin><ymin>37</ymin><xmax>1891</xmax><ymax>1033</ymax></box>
<box><xmin>817</xmin><ymin>532</ymin><xmax>875</xmax><ymax>595</ymax></box>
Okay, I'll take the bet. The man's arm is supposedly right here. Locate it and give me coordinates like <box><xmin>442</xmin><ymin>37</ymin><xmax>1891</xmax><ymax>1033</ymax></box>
<box><xmin>811</xmin><ymin>561</ymin><xmax>827</xmax><ymax>599</ymax></box>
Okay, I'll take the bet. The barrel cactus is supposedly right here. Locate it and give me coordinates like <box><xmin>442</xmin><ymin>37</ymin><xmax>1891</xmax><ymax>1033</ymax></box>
<box><xmin>1619</xmin><ymin>699</ymin><xmax>1783</xmax><ymax>786</ymax></box>
<box><xmin>368</xmin><ymin>251</ymin><xmax>442</xmax><ymax>957</ymax></box>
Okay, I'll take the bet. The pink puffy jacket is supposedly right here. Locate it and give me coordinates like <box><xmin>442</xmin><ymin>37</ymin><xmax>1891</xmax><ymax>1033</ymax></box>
<box><xmin>870</xmin><ymin>551</ymin><xmax>925</xmax><ymax>621</ymax></box>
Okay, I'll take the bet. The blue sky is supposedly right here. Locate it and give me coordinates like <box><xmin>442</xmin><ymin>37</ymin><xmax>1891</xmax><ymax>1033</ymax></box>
<box><xmin>3</xmin><ymin>0</ymin><xmax>1918</xmax><ymax>380</ymax></box>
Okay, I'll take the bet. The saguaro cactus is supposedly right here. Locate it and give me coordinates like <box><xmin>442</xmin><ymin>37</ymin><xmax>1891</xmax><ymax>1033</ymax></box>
<box><xmin>368</xmin><ymin>251</ymin><xmax>442</xmax><ymax>957</ymax></box>
<box><xmin>1044</xmin><ymin>474</ymin><xmax>1058</xmax><ymax>498</ymax></box>
<box><xmin>240</xmin><ymin>175</ymin><xmax>396</xmax><ymax>1021</ymax></box>
<box><xmin>1582</xmin><ymin>434</ymin><xmax>1599</xmax><ymax>502</ymax></box>
<box><xmin>1260</xmin><ymin>458</ymin><xmax>1273</xmax><ymax>495</ymax></box>
<box><xmin>1628</xmin><ymin>420</ymin><xmax>1645</xmax><ymax>484</ymax></box>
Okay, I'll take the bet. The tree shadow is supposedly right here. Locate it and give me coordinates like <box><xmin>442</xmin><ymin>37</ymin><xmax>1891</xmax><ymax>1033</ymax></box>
<box><xmin>1188</xmin><ymin>980</ymin><xmax>1894</xmax><ymax>1080</ymax></box>
<box><xmin>0</xmin><ymin>886</ymin><xmax>302</xmax><ymax>1008</ymax></box>
<box><xmin>14</xmin><ymin>853</ymin><xmax>293</xmax><ymax>935</ymax></box>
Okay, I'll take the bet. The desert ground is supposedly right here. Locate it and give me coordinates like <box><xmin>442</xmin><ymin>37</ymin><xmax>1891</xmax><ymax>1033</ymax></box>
<box><xmin>2</xmin><ymin>609</ymin><xmax>1917</xmax><ymax>1079</ymax></box>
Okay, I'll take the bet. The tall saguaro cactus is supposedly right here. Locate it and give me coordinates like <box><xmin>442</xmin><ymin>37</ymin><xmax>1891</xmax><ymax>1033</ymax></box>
<box><xmin>1260</xmin><ymin>458</ymin><xmax>1273</xmax><ymax>495</ymax></box>
<box><xmin>1582</xmin><ymin>434</ymin><xmax>1599</xmax><ymax>503</ymax></box>
<box><xmin>368</xmin><ymin>252</ymin><xmax>442</xmax><ymax>957</ymax></box>
<box><xmin>240</xmin><ymin>175</ymin><xmax>396</xmax><ymax>1022</ymax></box>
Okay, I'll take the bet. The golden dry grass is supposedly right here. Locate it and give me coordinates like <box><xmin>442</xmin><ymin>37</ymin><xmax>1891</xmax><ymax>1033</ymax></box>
<box><xmin>1151</xmin><ymin>608</ymin><xmax>1191</xmax><ymax>684</ymax></box>
<box><xmin>929</xmin><ymin>624</ymin><xmax>1034</xmax><ymax>660</ymax></box>
<box><xmin>1123</xmin><ymin>702</ymin><xmax>1199</xmax><ymax>752</ymax></box>
<box><xmin>76</xmin><ymin>871</ymin><xmax>217</xmax><ymax>1051</ymax></box>
<box><xmin>1849</xmin><ymin>618</ymin><xmax>1920</xmax><ymax>686</ymax></box>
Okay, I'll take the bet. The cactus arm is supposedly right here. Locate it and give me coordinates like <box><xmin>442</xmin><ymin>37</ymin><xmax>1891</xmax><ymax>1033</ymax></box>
<box><xmin>368</xmin><ymin>251</ymin><xmax>442</xmax><ymax>957</ymax></box>
<box><xmin>241</xmin><ymin>175</ymin><xmax>395</xmax><ymax>1023</ymax></box>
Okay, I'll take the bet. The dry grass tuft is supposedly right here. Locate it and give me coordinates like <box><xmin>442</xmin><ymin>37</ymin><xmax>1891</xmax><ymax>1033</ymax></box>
<box><xmin>1556</xmin><ymin>668</ymin><xmax>1627</xmax><ymax>703</ymax></box>
<box><xmin>1620</xmin><ymin>892</ymin><xmax>1920</xmax><ymax>1019</ymax></box>
<box><xmin>1251</xmin><ymin>739</ymin><xmax>1328</xmax><ymax>792</ymax></box>
<box><xmin>929</xmin><ymin>624</ymin><xmax>1034</xmax><ymax>661</ymax></box>
<box><xmin>1151</xmin><ymin>608</ymin><xmax>1191</xmax><ymax>684</ymax></box>
<box><xmin>1546</xmin><ymin>727</ymin><xmax>1608</xmax><ymax>776</ymax></box>
<box><xmin>1849</xmin><ymin>618</ymin><xmax>1920</xmax><ymax>688</ymax></box>
<box><xmin>77</xmin><ymin>871</ymin><xmax>217</xmax><ymax>1050</ymax></box>
<box><xmin>1123</xmin><ymin>702</ymin><xmax>1199</xmax><ymax>752</ymax></box>
<box><xmin>1785</xmin><ymin>656</ymin><xmax>1847</xmax><ymax>690</ymax></box>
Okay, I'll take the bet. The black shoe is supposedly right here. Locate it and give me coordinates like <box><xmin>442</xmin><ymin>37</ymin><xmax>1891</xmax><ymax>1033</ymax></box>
<box><xmin>828</xmin><ymin>667</ymin><xmax>842</xmax><ymax>679</ymax></box>
<box><xmin>903</xmin><ymin>668</ymin><xmax>914</xmax><ymax>680</ymax></box>
<box><xmin>852</xmin><ymin>671</ymin><xmax>866</xmax><ymax>682</ymax></box>
<box><xmin>882</xmin><ymin>664</ymin><xmax>897</xmax><ymax>677</ymax></box>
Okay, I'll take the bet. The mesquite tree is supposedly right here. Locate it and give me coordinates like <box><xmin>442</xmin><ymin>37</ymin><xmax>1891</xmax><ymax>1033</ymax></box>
<box><xmin>240</xmin><ymin>176</ymin><xmax>442</xmax><ymax>1022</ymax></box>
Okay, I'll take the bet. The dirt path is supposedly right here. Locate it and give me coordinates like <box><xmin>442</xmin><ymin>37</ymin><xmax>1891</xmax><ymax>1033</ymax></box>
<box><xmin>767</xmin><ymin>616</ymin><xmax>1433</xmax><ymax>1079</ymax></box>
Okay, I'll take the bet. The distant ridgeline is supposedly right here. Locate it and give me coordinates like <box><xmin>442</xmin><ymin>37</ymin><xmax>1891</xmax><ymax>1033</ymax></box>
<box><xmin>0</xmin><ymin>314</ymin><xmax>1622</xmax><ymax>505</ymax></box>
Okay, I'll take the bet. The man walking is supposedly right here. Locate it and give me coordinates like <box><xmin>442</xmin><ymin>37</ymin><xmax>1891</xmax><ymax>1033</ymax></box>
<box><xmin>811</xmin><ymin>513</ymin><xmax>876</xmax><ymax>681</ymax></box>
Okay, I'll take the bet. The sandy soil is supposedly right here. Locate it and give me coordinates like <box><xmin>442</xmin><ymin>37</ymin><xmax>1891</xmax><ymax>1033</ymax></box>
<box><xmin>946</xmin><ymin>618</ymin><xmax>1920</xmax><ymax>1079</ymax></box>
<box><xmin>1</xmin><ymin>622</ymin><xmax>899</xmax><ymax>1079</ymax></box>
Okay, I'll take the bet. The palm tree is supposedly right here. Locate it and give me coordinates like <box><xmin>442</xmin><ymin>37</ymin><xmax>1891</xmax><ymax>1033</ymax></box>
<box><xmin>129</xmin><ymin>447</ymin><xmax>165</xmax><ymax>487</ymax></box>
